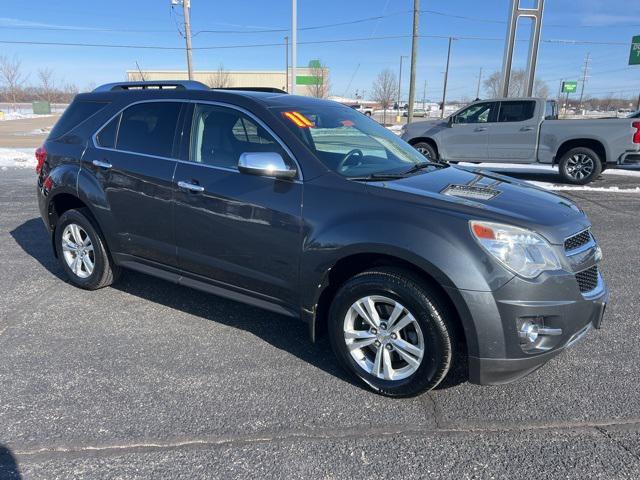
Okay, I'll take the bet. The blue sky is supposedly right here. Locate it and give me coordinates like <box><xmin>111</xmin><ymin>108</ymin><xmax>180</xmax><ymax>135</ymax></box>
<box><xmin>1</xmin><ymin>0</ymin><xmax>639</xmax><ymax>100</ymax></box>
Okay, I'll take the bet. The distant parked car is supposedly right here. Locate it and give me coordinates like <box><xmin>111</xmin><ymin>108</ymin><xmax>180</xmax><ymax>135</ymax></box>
<box><xmin>401</xmin><ymin>97</ymin><xmax>640</xmax><ymax>184</ymax></box>
<box><xmin>349</xmin><ymin>104</ymin><xmax>373</xmax><ymax>116</ymax></box>
<box><xmin>402</xmin><ymin>109</ymin><xmax>427</xmax><ymax>118</ymax></box>
<box><xmin>628</xmin><ymin>110</ymin><xmax>640</xmax><ymax>119</ymax></box>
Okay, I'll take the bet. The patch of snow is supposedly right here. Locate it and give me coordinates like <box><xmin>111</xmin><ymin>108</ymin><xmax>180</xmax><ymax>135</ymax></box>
<box><xmin>0</xmin><ymin>148</ymin><xmax>36</xmax><ymax>168</ymax></box>
<box><xmin>0</xmin><ymin>111</ymin><xmax>53</xmax><ymax>121</ymax></box>
<box><xmin>527</xmin><ymin>181</ymin><xmax>640</xmax><ymax>193</ymax></box>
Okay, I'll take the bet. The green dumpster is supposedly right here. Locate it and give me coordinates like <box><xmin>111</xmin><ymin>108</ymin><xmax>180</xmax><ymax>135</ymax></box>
<box><xmin>32</xmin><ymin>101</ymin><xmax>51</xmax><ymax>115</ymax></box>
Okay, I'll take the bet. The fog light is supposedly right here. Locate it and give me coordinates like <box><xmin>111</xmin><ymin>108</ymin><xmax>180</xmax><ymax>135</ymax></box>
<box><xmin>519</xmin><ymin>320</ymin><xmax>539</xmax><ymax>345</ymax></box>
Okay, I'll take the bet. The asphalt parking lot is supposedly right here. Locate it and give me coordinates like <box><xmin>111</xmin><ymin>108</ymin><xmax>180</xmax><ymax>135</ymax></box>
<box><xmin>1</xmin><ymin>167</ymin><xmax>640</xmax><ymax>479</ymax></box>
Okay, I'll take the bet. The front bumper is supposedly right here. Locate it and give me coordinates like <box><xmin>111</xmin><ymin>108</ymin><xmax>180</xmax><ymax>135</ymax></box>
<box><xmin>447</xmin><ymin>270</ymin><xmax>609</xmax><ymax>385</ymax></box>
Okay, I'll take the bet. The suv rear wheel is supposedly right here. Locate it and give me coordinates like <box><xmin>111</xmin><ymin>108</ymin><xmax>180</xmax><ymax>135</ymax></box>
<box><xmin>558</xmin><ymin>147</ymin><xmax>602</xmax><ymax>185</ymax></box>
<box><xmin>328</xmin><ymin>268</ymin><xmax>453</xmax><ymax>397</ymax></box>
<box><xmin>413</xmin><ymin>142</ymin><xmax>438</xmax><ymax>161</ymax></box>
<box><xmin>55</xmin><ymin>208</ymin><xmax>119</xmax><ymax>290</ymax></box>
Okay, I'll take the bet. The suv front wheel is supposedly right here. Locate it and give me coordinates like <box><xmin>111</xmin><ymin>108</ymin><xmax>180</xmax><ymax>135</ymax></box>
<box><xmin>328</xmin><ymin>268</ymin><xmax>454</xmax><ymax>397</ymax></box>
<box><xmin>55</xmin><ymin>208</ymin><xmax>119</xmax><ymax>290</ymax></box>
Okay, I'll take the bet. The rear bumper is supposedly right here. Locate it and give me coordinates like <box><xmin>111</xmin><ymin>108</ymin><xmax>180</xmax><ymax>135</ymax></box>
<box><xmin>451</xmin><ymin>272</ymin><xmax>608</xmax><ymax>386</ymax></box>
<box><xmin>619</xmin><ymin>151</ymin><xmax>640</xmax><ymax>165</ymax></box>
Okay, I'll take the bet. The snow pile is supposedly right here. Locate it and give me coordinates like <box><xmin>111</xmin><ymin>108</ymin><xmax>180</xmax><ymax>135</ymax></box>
<box><xmin>0</xmin><ymin>148</ymin><xmax>36</xmax><ymax>169</ymax></box>
<box><xmin>527</xmin><ymin>182</ymin><xmax>640</xmax><ymax>193</ymax></box>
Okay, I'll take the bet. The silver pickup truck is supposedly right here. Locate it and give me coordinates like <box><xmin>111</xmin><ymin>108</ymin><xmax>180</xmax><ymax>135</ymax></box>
<box><xmin>400</xmin><ymin>98</ymin><xmax>640</xmax><ymax>184</ymax></box>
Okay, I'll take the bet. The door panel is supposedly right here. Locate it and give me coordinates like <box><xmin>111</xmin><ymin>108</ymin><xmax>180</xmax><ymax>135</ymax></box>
<box><xmin>174</xmin><ymin>103</ymin><xmax>303</xmax><ymax>305</ymax></box>
<box><xmin>444</xmin><ymin>102</ymin><xmax>497</xmax><ymax>161</ymax></box>
<box><xmin>487</xmin><ymin>100</ymin><xmax>538</xmax><ymax>162</ymax></box>
<box><xmin>86</xmin><ymin>101</ymin><xmax>184</xmax><ymax>266</ymax></box>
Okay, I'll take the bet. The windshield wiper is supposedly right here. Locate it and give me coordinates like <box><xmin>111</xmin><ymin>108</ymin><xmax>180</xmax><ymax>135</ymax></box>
<box><xmin>402</xmin><ymin>161</ymin><xmax>447</xmax><ymax>175</ymax></box>
<box><xmin>347</xmin><ymin>172</ymin><xmax>408</xmax><ymax>181</ymax></box>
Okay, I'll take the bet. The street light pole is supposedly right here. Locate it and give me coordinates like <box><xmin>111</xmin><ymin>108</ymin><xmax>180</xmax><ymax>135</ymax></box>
<box><xmin>440</xmin><ymin>37</ymin><xmax>453</xmax><ymax>119</ymax></box>
<box><xmin>397</xmin><ymin>55</ymin><xmax>407</xmax><ymax>120</ymax></box>
<box><xmin>291</xmin><ymin>0</ymin><xmax>297</xmax><ymax>94</ymax></box>
<box><xmin>284</xmin><ymin>36</ymin><xmax>289</xmax><ymax>92</ymax></box>
<box><xmin>475</xmin><ymin>67</ymin><xmax>483</xmax><ymax>99</ymax></box>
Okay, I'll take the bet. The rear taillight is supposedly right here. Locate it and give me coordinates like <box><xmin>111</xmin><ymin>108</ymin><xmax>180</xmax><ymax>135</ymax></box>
<box><xmin>633</xmin><ymin>122</ymin><xmax>640</xmax><ymax>144</ymax></box>
<box><xmin>35</xmin><ymin>146</ymin><xmax>46</xmax><ymax>174</ymax></box>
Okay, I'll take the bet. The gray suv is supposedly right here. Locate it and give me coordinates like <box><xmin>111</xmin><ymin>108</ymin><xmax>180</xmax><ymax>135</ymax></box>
<box><xmin>36</xmin><ymin>81</ymin><xmax>608</xmax><ymax>397</ymax></box>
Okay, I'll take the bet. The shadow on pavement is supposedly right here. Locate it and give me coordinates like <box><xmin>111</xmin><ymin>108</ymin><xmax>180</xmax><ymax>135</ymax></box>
<box><xmin>10</xmin><ymin>216</ymin><xmax>467</xmax><ymax>393</ymax></box>
<box><xmin>0</xmin><ymin>445</ymin><xmax>21</xmax><ymax>480</ymax></box>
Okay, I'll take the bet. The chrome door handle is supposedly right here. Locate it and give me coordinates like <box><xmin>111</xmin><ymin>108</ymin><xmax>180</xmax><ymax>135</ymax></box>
<box><xmin>520</xmin><ymin>126</ymin><xmax>535</xmax><ymax>131</ymax></box>
<box><xmin>178</xmin><ymin>181</ymin><xmax>204</xmax><ymax>192</ymax></box>
<box><xmin>92</xmin><ymin>160</ymin><xmax>112</xmax><ymax>169</ymax></box>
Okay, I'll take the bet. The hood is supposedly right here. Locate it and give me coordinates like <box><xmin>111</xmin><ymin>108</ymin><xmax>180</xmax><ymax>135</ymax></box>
<box><xmin>365</xmin><ymin>166</ymin><xmax>589</xmax><ymax>244</ymax></box>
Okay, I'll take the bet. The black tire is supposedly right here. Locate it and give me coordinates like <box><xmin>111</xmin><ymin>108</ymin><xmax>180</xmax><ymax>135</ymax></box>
<box><xmin>54</xmin><ymin>208</ymin><xmax>119</xmax><ymax>290</ymax></box>
<box><xmin>364</xmin><ymin>111</ymin><xmax>372</xmax><ymax>117</ymax></box>
<box><xmin>558</xmin><ymin>147</ymin><xmax>602</xmax><ymax>185</ymax></box>
<box><xmin>412</xmin><ymin>142</ymin><xmax>438</xmax><ymax>161</ymax></box>
<box><xmin>328</xmin><ymin>268</ymin><xmax>454</xmax><ymax>397</ymax></box>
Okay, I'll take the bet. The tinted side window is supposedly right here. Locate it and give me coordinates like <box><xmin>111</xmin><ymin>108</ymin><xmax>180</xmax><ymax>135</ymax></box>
<box><xmin>116</xmin><ymin>102</ymin><xmax>181</xmax><ymax>157</ymax></box>
<box><xmin>96</xmin><ymin>114</ymin><xmax>120</xmax><ymax>148</ymax></box>
<box><xmin>49</xmin><ymin>101</ymin><xmax>109</xmax><ymax>139</ymax></box>
<box><xmin>190</xmin><ymin>104</ymin><xmax>287</xmax><ymax>169</ymax></box>
<box><xmin>498</xmin><ymin>101</ymin><xmax>535</xmax><ymax>122</ymax></box>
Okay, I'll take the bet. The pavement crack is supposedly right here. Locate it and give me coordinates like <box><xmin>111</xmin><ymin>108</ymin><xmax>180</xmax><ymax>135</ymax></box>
<box><xmin>595</xmin><ymin>426</ymin><xmax>640</xmax><ymax>463</ymax></box>
<box><xmin>424</xmin><ymin>392</ymin><xmax>443</xmax><ymax>429</ymax></box>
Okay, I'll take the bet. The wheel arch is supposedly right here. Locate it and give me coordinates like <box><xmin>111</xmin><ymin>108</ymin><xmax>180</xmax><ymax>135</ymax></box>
<box><xmin>407</xmin><ymin>137</ymin><xmax>440</xmax><ymax>159</ymax></box>
<box><xmin>554</xmin><ymin>138</ymin><xmax>606</xmax><ymax>165</ymax></box>
<box><xmin>307</xmin><ymin>251</ymin><xmax>474</xmax><ymax>359</ymax></box>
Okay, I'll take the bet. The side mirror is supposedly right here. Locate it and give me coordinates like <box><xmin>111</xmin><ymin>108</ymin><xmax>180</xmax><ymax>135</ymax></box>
<box><xmin>447</xmin><ymin>116</ymin><xmax>454</xmax><ymax>126</ymax></box>
<box><xmin>238</xmin><ymin>152</ymin><xmax>297</xmax><ymax>180</ymax></box>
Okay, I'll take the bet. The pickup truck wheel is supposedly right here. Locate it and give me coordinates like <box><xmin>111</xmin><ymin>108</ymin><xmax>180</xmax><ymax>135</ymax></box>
<box><xmin>558</xmin><ymin>147</ymin><xmax>602</xmax><ymax>185</ymax></box>
<box><xmin>54</xmin><ymin>208</ymin><xmax>119</xmax><ymax>290</ymax></box>
<box><xmin>328</xmin><ymin>268</ymin><xmax>453</xmax><ymax>397</ymax></box>
<box><xmin>413</xmin><ymin>142</ymin><xmax>438</xmax><ymax>161</ymax></box>
<box><xmin>364</xmin><ymin>111</ymin><xmax>372</xmax><ymax>117</ymax></box>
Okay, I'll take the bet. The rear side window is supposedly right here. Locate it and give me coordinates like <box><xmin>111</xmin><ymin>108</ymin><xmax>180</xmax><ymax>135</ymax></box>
<box><xmin>49</xmin><ymin>101</ymin><xmax>108</xmax><ymax>139</ymax></box>
<box><xmin>497</xmin><ymin>101</ymin><xmax>535</xmax><ymax>122</ymax></box>
<box><xmin>96</xmin><ymin>115</ymin><xmax>120</xmax><ymax>148</ymax></box>
<box><xmin>116</xmin><ymin>102</ymin><xmax>181</xmax><ymax>158</ymax></box>
<box><xmin>545</xmin><ymin>101</ymin><xmax>557</xmax><ymax>120</ymax></box>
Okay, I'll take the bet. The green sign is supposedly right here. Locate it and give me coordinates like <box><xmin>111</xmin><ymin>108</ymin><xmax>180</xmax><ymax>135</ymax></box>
<box><xmin>296</xmin><ymin>75</ymin><xmax>322</xmax><ymax>85</ymax></box>
<box><xmin>562</xmin><ymin>81</ymin><xmax>577</xmax><ymax>93</ymax></box>
<box><xmin>629</xmin><ymin>35</ymin><xmax>640</xmax><ymax>65</ymax></box>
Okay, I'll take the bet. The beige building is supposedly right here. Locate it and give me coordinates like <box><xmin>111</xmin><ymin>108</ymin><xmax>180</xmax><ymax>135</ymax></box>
<box><xmin>126</xmin><ymin>65</ymin><xmax>329</xmax><ymax>97</ymax></box>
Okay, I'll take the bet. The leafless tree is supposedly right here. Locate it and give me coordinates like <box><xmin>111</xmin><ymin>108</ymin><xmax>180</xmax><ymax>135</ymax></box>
<box><xmin>483</xmin><ymin>69</ymin><xmax>550</xmax><ymax>99</ymax></box>
<box><xmin>307</xmin><ymin>60</ymin><xmax>329</xmax><ymax>98</ymax></box>
<box><xmin>208</xmin><ymin>64</ymin><xmax>231</xmax><ymax>89</ymax></box>
<box><xmin>0</xmin><ymin>55</ymin><xmax>28</xmax><ymax>109</ymax></box>
<box><xmin>37</xmin><ymin>67</ymin><xmax>57</xmax><ymax>104</ymax></box>
<box><xmin>372</xmin><ymin>69</ymin><xmax>398</xmax><ymax>124</ymax></box>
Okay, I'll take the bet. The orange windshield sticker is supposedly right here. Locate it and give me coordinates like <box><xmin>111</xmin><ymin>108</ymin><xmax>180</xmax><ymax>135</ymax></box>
<box><xmin>283</xmin><ymin>111</ymin><xmax>314</xmax><ymax>128</ymax></box>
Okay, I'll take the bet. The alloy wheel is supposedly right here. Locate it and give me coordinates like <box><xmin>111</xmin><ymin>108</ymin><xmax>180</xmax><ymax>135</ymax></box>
<box><xmin>416</xmin><ymin>146</ymin><xmax>432</xmax><ymax>159</ymax></box>
<box><xmin>565</xmin><ymin>153</ymin><xmax>594</xmax><ymax>181</ymax></box>
<box><xmin>61</xmin><ymin>223</ymin><xmax>95</xmax><ymax>278</ymax></box>
<box><xmin>343</xmin><ymin>295</ymin><xmax>425</xmax><ymax>381</ymax></box>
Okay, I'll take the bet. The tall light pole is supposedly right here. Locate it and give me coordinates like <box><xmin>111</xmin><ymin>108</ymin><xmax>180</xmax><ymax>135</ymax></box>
<box><xmin>397</xmin><ymin>55</ymin><xmax>408</xmax><ymax>119</ymax></box>
<box><xmin>407</xmin><ymin>0</ymin><xmax>420</xmax><ymax>123</ymax></box>
<box><xmin>182</xmin><ymin>0</ymin><xmax>194</xmax><ymax>80</ymax></box>
<box><xmin>291</xmin><ymin>0</ymin><xmax>297</xmax><ymax>94</ymax></box>
<box><xmin>284</xmin><ymin>36</ymin><xmax>289</xmax><ymax>92</ymax></box>
<box><xmin>578</xmin><ymin>52</ymin><xmax>590</xmax><ymax>112</ymax></box>
<box><xmin>440</xmin><ymin>37</ymin><xmax>453</xmax><ymax>119</ymax></box>
<box><xmin>475</xmin><ymin>67</ymin><xmax>483</xmax><ymax>99</ymax></box>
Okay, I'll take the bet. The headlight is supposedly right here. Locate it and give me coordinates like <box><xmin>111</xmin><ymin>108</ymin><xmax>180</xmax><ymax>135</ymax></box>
<box><xmin>470</xmin><ymin>221</ymin><xmax>562</xmax><ymax>279</ymax></box>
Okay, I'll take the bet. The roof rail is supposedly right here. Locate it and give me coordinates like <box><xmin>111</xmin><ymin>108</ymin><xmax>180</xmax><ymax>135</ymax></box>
<box><xmin>215</xmin><ymin>87</ymin><xmax>288</xmax><ymax>94</ymax></box>
<box><xmin>93</xmin><ymin>80</ymin><xmax>210</xmax><ymax>92</ymax></box>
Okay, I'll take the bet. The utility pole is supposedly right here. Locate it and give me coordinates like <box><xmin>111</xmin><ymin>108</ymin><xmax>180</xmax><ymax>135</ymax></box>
<box><xmin>182</xmin><ymin>0</ymin><xmax>194</xmax><ymax>80</ymax></box>
<box><xmin>291</xmin><ymin>0</ymin><xmax>297</xmax><ymax>94</ymax></box>
<box><xmin>440</xmin><ymin>37</ymin><xmax>453</xmax><ymax>119</ymax></box>
<box><xmin>475</xmin><ymin>67</ymin><xmax>483</xmax><ymax>99</ymax></box>
<box><xmin>284</xmin><ymin>36</ymin><xmax>289</xmax><ymax>92</ymax></box>
<box><xmin>397</xmin><ymin>55</ymin><xmax>407</xmax><ymax>120</ymax></box>
<box><xmin>578</xmin><ymin>52</ymin><xmax>590</xmax><ymax>112</ymax></box>
<box><xmin>407</xmin><ymin>0</ymin><xmax>420</xmax><ymax>123</ymax></box>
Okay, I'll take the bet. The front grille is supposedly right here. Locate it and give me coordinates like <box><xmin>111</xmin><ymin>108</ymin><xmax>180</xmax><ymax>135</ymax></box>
<box><xmin>564</xmin><ymin>229</ymin><xmax>591</xmax><ymax>251</ymax></box>
<box><xmin>575</xmin><ymin>265</ymin><xmax>599</xmax><ymax>293</ymax></box>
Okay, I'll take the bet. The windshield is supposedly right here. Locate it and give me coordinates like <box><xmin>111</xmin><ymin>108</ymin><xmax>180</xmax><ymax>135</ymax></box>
<box><xmin>274</xmin><ymin>104</ymin><xmax>433</xmax><ymax>178</ymax></box>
